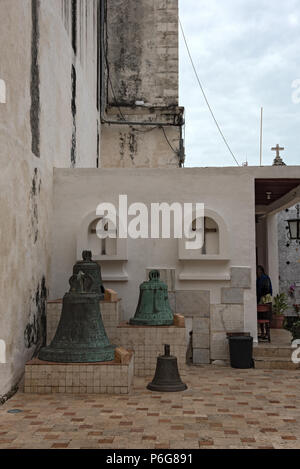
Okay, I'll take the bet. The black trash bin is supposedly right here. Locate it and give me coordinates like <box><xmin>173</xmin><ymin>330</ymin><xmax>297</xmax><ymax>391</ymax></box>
<box><xmin>228</xmin><ymin>335</ymin><xmax>254</xmax><ymax>369</ymax></box>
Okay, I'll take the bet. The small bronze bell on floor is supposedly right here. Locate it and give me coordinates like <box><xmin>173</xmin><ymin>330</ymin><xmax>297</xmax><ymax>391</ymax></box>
<box><xmin>130</xmin><ymin>270</ymin><xmax>174</xmax><ymax>326</ymax></box>
<box><xmin>147</xmin><ymin>345</ymin><xmax>187</xmax><ymax>392</ymax></box>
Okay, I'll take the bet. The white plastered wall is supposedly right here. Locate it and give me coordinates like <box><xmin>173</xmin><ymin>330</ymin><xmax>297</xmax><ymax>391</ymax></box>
<box><xmin>50</xmin><ymin>167</ymin><xmax>259</xmax><ymax>341</ymax></box>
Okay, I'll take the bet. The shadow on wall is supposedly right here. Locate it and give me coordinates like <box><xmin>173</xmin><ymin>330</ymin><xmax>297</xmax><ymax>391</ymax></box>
<box><xmin>0</xmin><ymin>79</ymin><xmax>6</xmax><ymax>103</ymax></box>
<box><xmin>0</xmin><ymin>340</ymin><xmax>6</xmax><ymax>363</ymax></box>
<box><xmin>24</xmin><ymin>277</ymin><xmax>47</xmax><ymax>354</ymax></box>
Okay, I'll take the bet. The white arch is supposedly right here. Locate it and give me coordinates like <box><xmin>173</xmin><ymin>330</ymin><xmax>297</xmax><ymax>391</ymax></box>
<box><xmin>0</xmin><ymin>79</ymin><xmax>6</xmax><ymax>104</ymax></box>
<box><xmin>0</xmin><ymin>340</ymin><xmax>6</xmax><ymax>363</ymax></box>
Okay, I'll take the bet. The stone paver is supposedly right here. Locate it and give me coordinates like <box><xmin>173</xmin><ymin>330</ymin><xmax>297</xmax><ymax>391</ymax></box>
<box><xmin>0</xmin><ymin>366</ymin><xmax>300</xmax><ymax>449</ymax></box>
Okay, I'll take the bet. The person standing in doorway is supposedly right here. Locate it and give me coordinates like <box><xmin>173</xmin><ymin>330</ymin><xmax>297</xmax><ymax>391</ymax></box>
<box><xmin>257</xmin><ymin>265</ymin><xmax>273</xmax><ymax>341</ymax></box>
<box><xmin>256</xmin><ymin>265</ymin><xmax>273</xmax><ymax>304</ymax></box>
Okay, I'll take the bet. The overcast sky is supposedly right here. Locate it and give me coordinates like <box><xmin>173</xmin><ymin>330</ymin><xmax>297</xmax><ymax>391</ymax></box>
<box><xmin>179</xmin><ymin>0</ymin><xmax>300</xmax><ymax>167</ymax></box>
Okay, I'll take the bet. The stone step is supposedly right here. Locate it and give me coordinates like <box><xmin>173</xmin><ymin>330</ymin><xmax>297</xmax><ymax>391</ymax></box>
<box><xmin>254</xmin><ymin>356</ymin><xmax>300</xmax><ymax>370</ymax></box>
<box><xmin>253</xmin><ymin>346</ymin><xmax>292</xmax><ymax>358</ymax></box>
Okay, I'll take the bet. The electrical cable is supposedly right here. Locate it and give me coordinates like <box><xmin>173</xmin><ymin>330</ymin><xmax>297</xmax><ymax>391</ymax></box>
<box><xmin>179</xmin><ymin>18</ymin><xmax>240</xmax><ymax>166</ymax></box>
<box><xmin>160</xmin><ymin>126</ymin><xmax>179</xmax><ymax>155</ymax></box>
<box><xmin>104</xmin><ymin>42</ymin><xmax>180</xmax><ymax>156</ymax></box>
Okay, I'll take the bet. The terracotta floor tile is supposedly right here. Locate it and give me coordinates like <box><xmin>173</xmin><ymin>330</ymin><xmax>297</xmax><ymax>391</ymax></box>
<box><xmin>98</xmin><ymin>438</ymin><xmax>114</xmax><ymax>444</ymax></box>
<box><xmin>51</xmin><ymin>443</ymin><xmax>69</xmax><ymax>449</ymax></box>
<box><xmin>1</xmin><ymin>367</ymin><xmax>300</xmax><ymax>449</ymax></box>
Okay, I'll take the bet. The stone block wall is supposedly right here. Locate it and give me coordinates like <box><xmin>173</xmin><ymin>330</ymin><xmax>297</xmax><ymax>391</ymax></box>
<box><xmin>175</xmin><ymin>290</ymin><xmax>211</xmax><ymax>365</ymax></box>
<box><xmin>101</xmin><ymin>0</ymin><xmax>183</xmax><ymax>168</ymax></box>
<box><xmin>278</xmin><ymin>206</ymin><xmax>300</xmax><ymax>315</ymax></box>
<box><xmin>175</xmin><ymin>267</ymin><xmax>251</xmax><ymax>364</ymax></box>
<box><xmin>210</xmin><ymin>305</ymin><xmax>244</xmax><ymax>361</ymax></box>
<box><xmin>117</xmin><ymin>323</ymin><xmax>187</xmax><ymax>377</ymax></box>
<box><xmin>106</xmin><ymin>0</ymin><xmax>178</xmax><ymax>107</ymax></box>
<box><xmin>210</xmin><ymin>267</ymin><xmax>251</xmax><ymax>362</ymax></box>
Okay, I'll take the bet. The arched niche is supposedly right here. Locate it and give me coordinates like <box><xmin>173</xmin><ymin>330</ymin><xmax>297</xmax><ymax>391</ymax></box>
<box><xmin>0</xmin><ymin>340</ymin><xmax>6</xmax><ymax>364</ymax></box>
<box><xmin>192</xmin><ymin>216</ymin><xmax>219</xmax><ymax>255</ymax></box>
<box><xmin>178</xmin><ymin>208</ymin><xmax>231</xmax><ymax>281</ymax></box>
<box><xmin>77</xmin><ymin>211</ymin><xmax>128</xmax><ymax>281</ymax></box>
<box><xmin>179</xmin><ymin>208</ymin><xmax>230</xmax><ymax>260</ymax></box>
<box><xmin>88</xmin><ymin>218</ymin><xmax>117</xmax><ymax>256</ymax></box>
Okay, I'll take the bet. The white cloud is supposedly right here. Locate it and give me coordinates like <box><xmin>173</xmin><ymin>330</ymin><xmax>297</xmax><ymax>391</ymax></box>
<box><xmin>179</xmin><ymin>0</ymin><xmax>300</xmax><ymax>167</ymax></box>
<box><xmin>288</xmin><ymin>13</ymin><xmax>299</xmax><ymax>26</ymax></box>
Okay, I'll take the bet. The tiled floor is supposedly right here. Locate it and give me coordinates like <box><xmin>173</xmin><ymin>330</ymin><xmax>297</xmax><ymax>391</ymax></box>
<box><xmin>0</xmin><ymin>365</ymin><xmax>300</xmax><ymax>449</ymax></box>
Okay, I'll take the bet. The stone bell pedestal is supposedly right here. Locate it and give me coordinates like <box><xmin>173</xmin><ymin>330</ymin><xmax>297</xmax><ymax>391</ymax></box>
<box><xmin>116</xmin><ymin>316</ymin><xmax>187</xmax><ymax>377</ymax></box>
<box><xmin>24</xmin><ymin>349</ymin><xmax>134</xmax><ymax>395</ymax></box>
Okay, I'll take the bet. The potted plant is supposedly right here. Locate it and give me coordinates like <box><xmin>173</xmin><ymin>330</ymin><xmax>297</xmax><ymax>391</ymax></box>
<box><xmin>271</xmin><ymin>293</ymin><xmax>288</xmax><ymax>329</ymax></box>
<box><xmin>257</xmin><ymin>304</ymin><xmax>271</xmax><ymax>313</ymax></box>
<box><xmin>288</xmin><ymin>283</ymin><xmax>296</xmax><ymax>298</ymax></box>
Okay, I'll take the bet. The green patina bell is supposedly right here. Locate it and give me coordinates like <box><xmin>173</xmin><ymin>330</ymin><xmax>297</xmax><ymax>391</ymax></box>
<box><xmin>73</xmin><ymin>250</ymin><xmax>105</xmax><ymax>299</ymax></box>
<box><xmin>38</xmin><ymin>264</ymin><xmax>115</xmax><ymax>363</ymax></box>
<box><xmin>129</xmin><ymin>270</ymin><xmax>174</xmax><ymax>326</ymax></box>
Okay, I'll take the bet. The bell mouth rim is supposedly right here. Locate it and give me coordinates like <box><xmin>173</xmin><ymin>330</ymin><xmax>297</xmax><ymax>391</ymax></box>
<box><xmin>147</xmin><ymin>383</ymin><xmax>188</xmax><ymax>392</ymax></box>
<box><xmin>129</xmin><ymin>319</ymin><xmax>174</xmax><ymax>326</ymax></box>
<box><xmin>63</xmin><ymin>292</ymin><xmax>105</xmax><ymax>300</ymax></box>
<box><xmin>38</xmin><ymin>345</ymin><xmax>115</xmax><ymax>363</ymax></box>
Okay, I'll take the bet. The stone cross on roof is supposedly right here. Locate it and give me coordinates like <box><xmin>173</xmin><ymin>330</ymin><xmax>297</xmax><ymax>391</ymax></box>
<box><xmin>271</xmin><ymin>144</ymin><xmax>286</xmax><ymax>166</ymax></box>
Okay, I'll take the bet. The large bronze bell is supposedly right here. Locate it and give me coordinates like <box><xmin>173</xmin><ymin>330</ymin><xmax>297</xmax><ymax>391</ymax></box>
<box><xmin>38</xmin><ymin>260</ymin><xmax>115</xmax><ymax>363</ymax></box>
<box><xmin>73</xmin><ymin>250</ymin><xmax>105</xmax><ymax>298</ymax></box>
<box><xmin>129</xmin><ymin>270</ymin><xmax>174</xmax><ymax>326</ymax></box>
<box><xmin>147</xmin><ymin>345</ymin><xmax>187</xmax><ymax>392</ymax></box>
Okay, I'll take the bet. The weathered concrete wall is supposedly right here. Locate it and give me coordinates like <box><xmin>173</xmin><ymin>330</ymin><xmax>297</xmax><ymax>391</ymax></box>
<box><xmin>101</xmin><ymin>117</ymin><xmax>183</xmax><ymax>168</ymax></box>
<box><xmin>107</xmin><ymin>0</ymin><xmax>178</xmax><ymax>106</ymax></box>
<box><xmin>49</xmin><ymin>166</ymin><xmax>300</xmax><ymax>358</ymax></box>
<box><xmin>101</xmin><ymin>0</ymin><xmax>184</xmax><ymax>168</ymax></box>
<box><xmin>0</xmin><ymin>0</ymin><xmax>100</xmax><ymax>397</ymax></box>
<box><xmin>278</xmin><ymin>205</ymin><xmax>300</xmax><ymax>314</ymax></box>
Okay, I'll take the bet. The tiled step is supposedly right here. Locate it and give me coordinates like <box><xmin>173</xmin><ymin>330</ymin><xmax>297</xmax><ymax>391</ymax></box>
<box><xmin>253</xmin><ymin>346</ymin><xmax>292</xmax><ymax>359</ymax></box>
<box><xmin>254</xmin><ymin>356</ymin><xmax>300</xmax><ymax>370</ymax></box>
